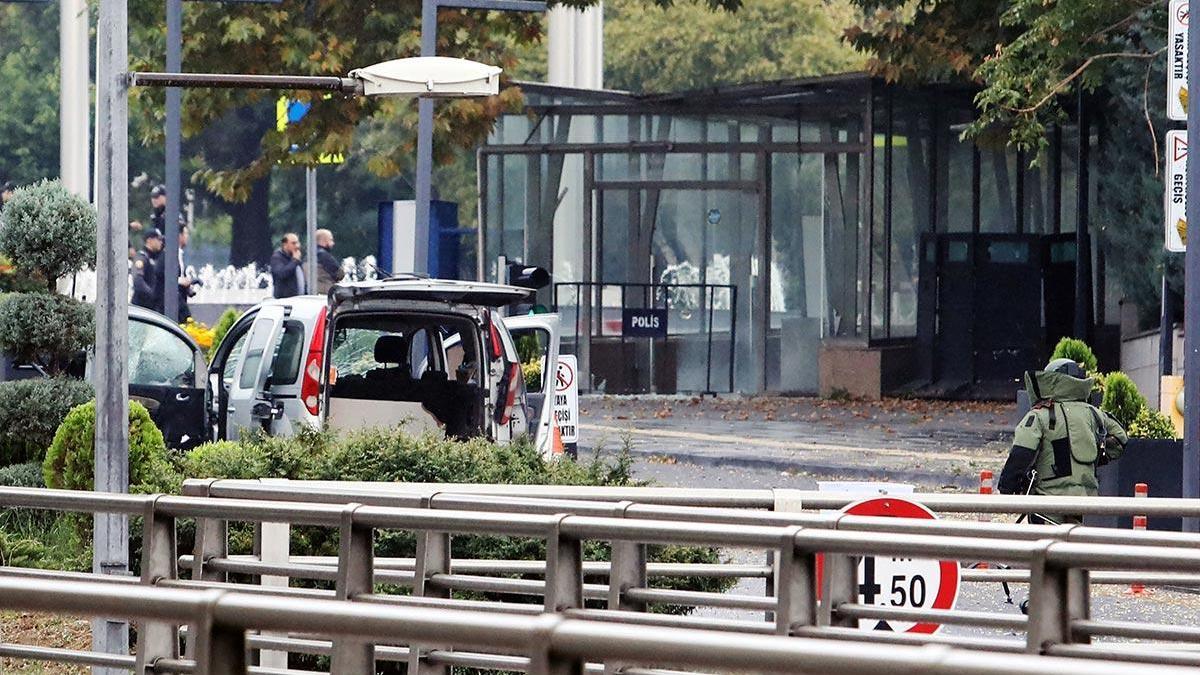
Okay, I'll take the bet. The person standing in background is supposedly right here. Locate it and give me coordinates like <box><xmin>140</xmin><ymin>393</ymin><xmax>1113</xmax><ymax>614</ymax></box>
<box><xmin>315</xmin><ymin>228</ymin><xmax>344</xmax><ymax>294</ymax></box>
<box><xmin>270</xmin><ymin>232</ymin><xmax>305</xmax><ymax>298</ymax></box>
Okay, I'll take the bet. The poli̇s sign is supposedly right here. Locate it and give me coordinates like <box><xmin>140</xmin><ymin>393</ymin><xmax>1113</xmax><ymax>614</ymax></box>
<box><xmin>622</xmin><ymin>308</ymin><xmax>668</xmax><ymax>338</ymax></box>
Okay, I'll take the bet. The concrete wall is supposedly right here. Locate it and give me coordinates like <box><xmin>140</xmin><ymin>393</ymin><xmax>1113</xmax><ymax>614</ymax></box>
<box><xmin>1120</xmin><ymin>326</ymin><xmax>1183</xmax><ymax>408</ymax></box>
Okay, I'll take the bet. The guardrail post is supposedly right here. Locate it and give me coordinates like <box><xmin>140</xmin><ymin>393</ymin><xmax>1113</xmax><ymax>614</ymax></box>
<box><xmin>528</xmin><ymin>615</ymin><xmax>581</xmax><ymax>675</ymax></box>
<box><xmin>194</xmin><ymin>594</ymin><xmax>246</xmax><ymax>675</ymax></box>
<box><xmin>607</xmin><ymin>502</ymin><xmax>646</xmax><ymax>612</ymax></box>
<box><xmin>606</xmin><ymin>502</ymin><xmax>645</xmax><ymax>675</ymax></box>
<box><xmin>409</xmin><ymin>499</ymin><xmax>451</xmax><ymax>675</ymax></box>
<box><xmin>545</xmin><ymin>514</ymin><xmax>583</xmax><ymax>613</ymax></box>
<box><xmin>1026</xmin><ymin>541</ymin><xmax>1089</xmax><ymax>653</ymax></box>
<box><xmin>332</xmin><ymin>503</ymin><xmax>374</xmax><ymax>672</ymax></box>
<box><xmin>135</xmin><ymin>496</ymin><xmax>179</xmax><ymax>672</ymax></box>
<box><xmin>818</xmin><ymin>552</ymin><xmax>858</xmax><ymax>628</ymax></box>
<box><xmin>774</xmin><ymin>526</ymin><xmax>815</xmax><ymax>635</ymax></box>
<box><xmin>183</xmin><ymin>479</ymin><xmax>227</xmax><ymax>583</ymax></box>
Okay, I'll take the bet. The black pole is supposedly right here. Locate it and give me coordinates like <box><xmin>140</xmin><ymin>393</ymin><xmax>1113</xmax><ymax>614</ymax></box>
<box><xmin>1073</xmin><ymin>86</ymin><xmax>1093</xmax><ymax>341</ymax></box>
<box><xmin>1184</xmin><ymin>0</ymin><xmax>1200</xmax><ymax>532</ymax></box>
<box><xmin>130</xmin><ymin>71</ymin><xmax>360</xmax><ymax>92</ymax></box>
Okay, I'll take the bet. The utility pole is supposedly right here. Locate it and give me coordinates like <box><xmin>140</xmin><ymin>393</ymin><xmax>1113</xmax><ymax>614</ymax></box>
<box><xmin>163</xmin><ymin>0</ymin><xmax>182</xmax><ymax>322</ymax></box>
<box><xmin>60</xmin><ymin>0</ymin><xmax>90</xmax><ymax>198</ymax></box>
<box><xmin>1186</xmin><ymin>0</ymin><xmax>1200</xmax><ymax>532</ymax></box>
<box><xmin>94</xmin><ymin>0</ymin><xmax>130</xmax><ymax>669</ymax></box>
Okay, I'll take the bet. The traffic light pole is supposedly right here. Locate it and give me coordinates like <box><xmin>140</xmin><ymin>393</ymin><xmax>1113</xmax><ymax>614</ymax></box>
<box><xmin>1185</xmin><ymin>0</ymin><xmax>1200</xmax><ymax>532</ymax></box>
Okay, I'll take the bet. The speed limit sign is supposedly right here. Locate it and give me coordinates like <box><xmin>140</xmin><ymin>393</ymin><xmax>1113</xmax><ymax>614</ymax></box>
<box><xmin>817</xmin><ymin>497</ymin><xmax>960</xmax><ymax>634</ymax></box>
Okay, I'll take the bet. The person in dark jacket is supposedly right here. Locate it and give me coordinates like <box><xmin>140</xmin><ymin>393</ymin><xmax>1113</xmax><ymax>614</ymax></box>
<box><xmin>176</xmin><ymin>224</ymin><xmax>197</xmax><ymax>322</ymax></box>
<box><xmin>270</xmin><ymin>232</ymin><xmax>305</xmax><ymax>298</ymax></box>
<box><xmin>132</xmin><ymin>228</ymin><xmax>165</xmax><ymax>313</ymax></box>
<box><xmin>315</xmin><ymin>228</ymin><xmax>344</xmax><ymax>295</ymax></box>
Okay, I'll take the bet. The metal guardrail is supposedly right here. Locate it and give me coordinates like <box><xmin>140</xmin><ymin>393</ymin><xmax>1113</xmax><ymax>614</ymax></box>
<box><xmin>5</xmin><ymin>484</ymin><xmax>1200</xmax><ymax>672</ymax></box>
<box><xmin>4</xmin><ymin>577</ymin><xmax>1194</xmax><ymax>675</ymax></box>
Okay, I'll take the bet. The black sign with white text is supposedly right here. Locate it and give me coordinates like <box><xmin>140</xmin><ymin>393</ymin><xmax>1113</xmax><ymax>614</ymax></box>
<box><xmin>622</xmin><ymin>308</ymin><xmax>668</xmax><ymax>338</ymax></box>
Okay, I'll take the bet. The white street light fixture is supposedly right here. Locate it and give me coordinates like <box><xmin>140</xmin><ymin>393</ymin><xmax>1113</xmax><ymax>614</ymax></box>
<box><xmin>350</xmin><ymin>57</ymin><xmax>501</xmax><ymax>97</ymax></box>
<box><xmin>130</xmin><ymin>56</ymin><xmax>503</xmax><ymax>98</ymax></box>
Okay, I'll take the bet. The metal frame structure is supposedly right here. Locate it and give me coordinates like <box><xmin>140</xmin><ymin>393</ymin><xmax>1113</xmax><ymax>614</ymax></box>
<box><xmin>7</xmin><ymin>484</ymin><xmax>1200</xmax><ymax>671</ymax></box>
<box><xmin>481</xmin><ymin>78</ymin><xmax>1108</xmax><ymax>395</ymax></box>
<box><xmin>552</xmin><ymin>281</ymin><xmax>738</xmax><ymax>394</ymax></box>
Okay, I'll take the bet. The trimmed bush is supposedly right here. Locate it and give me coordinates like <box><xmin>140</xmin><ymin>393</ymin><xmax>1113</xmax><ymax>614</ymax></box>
<box><xmin>182</xmin><ymin>428</ymin><xmax>731</xmax><ymax>613</ymax></box>
<box><xmin>1050</xmin><ymin>337</ymin><xmax>1098</xmax><ymax>374</ymax></box>
<box><xmin>208</xmin><ymin>307</ymin><xmax>243</xmax><ymax>359</ymax></box>
<box><xmin>0</xmin><ymin>179</ymin><xmax>96</xmax><ymax>286</ymax></box>
<box><xmin>1129</xmin><ymin>407</ymin><xmax>1178</xmax><ymax>439</ymax></box>
<box><xmin>0</xmin><ymin>377</ymin><xmax>94</xmax><ymax>466</ymax></box>
<box><xmin>1100</xmin><ymin>372</ymin><xmax>1146</xmax><ymax>429</ymax></box>
<box><xmin>43</xmin><ymin>400</ymin><xmax>177</xmax><ymax>494</ymax></box>
<box><xmin>0</xmin><ymin>293</ymin><xmax>94</xmax><ymax>371</ymax></box>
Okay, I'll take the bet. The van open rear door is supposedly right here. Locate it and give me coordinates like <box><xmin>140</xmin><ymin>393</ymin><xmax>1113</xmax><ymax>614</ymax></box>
<box><xmin>226</xmin><ymin>305</ymin><xmax>286</xmax><ymax>440</ymax></box>
<box><xmin>503</xmin><ymin>314</ymin><xmax>561</xmax><ymax>457</ymax></box>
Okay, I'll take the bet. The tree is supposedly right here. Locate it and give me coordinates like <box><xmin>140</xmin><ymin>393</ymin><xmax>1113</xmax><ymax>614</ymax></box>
<box><xmin>605</xmin><ymin>0</ymin><xmax>863</xmax><ymax>92</ymax></box>
<box><xmin>0</xmin><ymin>4</ymin><xmax>61</xmax><ymax>184</ymax></box>
<box><xmin>124</xmin><ymin>0</ymin><xmax>741</xmax><ymax>265</ymax></box>
<box><xmin>845</xmin><ymin>0</ymin><xmax>1174</xmax><ymax>325</ymax></box>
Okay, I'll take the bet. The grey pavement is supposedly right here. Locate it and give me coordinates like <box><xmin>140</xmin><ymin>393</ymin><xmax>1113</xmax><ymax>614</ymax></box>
<box><xmin>579</xmin><ymin>394</ymin><xmax>1013</xmax><ymax>489</ymax></box>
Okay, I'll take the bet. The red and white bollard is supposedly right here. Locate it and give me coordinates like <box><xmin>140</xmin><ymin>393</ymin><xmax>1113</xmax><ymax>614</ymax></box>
<box><xmin>978</xmin><ymin>470</ymin><xmax>994</xmax><ymax>569</ymax></box>
<box><xmin>1126</xmin><ymin>482</ymin><xmax>1151</xmax><ymax>596</ymax></box>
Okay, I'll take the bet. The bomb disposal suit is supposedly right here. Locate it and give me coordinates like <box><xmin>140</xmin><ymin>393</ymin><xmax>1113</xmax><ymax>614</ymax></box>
<box><xmin>998</xmin><ymin>359</ymin><xmax>1128</xmax><ymax>522</ymax></box>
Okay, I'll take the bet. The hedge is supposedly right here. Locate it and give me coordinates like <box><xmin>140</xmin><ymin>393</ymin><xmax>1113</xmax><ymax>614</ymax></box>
<box><xmin>184</xmin><ymin>428</ymin><xmax>732</xmax><ymax>612</ymax></box>
<box><xmin>0</xmin><ymin>377</ymin><xmax>93</xmax><ymax>466</ymax></box>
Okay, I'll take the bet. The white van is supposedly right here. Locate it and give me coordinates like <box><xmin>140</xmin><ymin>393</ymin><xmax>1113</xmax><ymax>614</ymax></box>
<box><xmin>207</xmin><ymin>277</ymin><xmax>563</xmax><ymax>455</ymax></box>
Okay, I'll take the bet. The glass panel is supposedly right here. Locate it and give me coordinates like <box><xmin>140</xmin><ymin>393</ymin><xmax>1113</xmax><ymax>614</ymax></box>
<box><xmin>1023</xmin><ymin>145</ymin><xmax>1055</xmax><ymax>234</ymax></box>
<box><xmin>871</xmin><ymin>131</ymin><xmax>886</xmax><ymax>337</ymax></box>
<box><xmin>1061</xmin><ymin>124</ymin><xmax>1079</xmax><ymax>233</ymax></box>
<box><xmin>888</xmin><ymin>101</ymin><xmax>932</xmax><ymax>338</ymax></box>
<box><xmin>947</xmin><ymin>240</ymin><xmax>969</xmax><ymax>263</ymax></box>
<box><xmin>987</xmin><ymin>240</ymin><xmax>1029</xmax><ymax>264</ymax></box>
<box><xmin>769</xmin><ymin>153</ymin><xmax>825</xmax><ymax>392</ymax></box>
<box><xmin>979</xmin><ymin>147</ymin><xmax>1017</xmax><ymax>233</ymax></box>
<box><xmin>940</xmin><ymin>110</ymin><xmax>975</xmax><ymax>233</ymax></box>
<box><xmin>268</xmin><ymin>321</ymin><xmax>305</xmax><ymax>385</ymax></box>
<box><xmin>129</xmin><ymin>320</ymin><xmax>195</xmax><ymax>387</ymax></box>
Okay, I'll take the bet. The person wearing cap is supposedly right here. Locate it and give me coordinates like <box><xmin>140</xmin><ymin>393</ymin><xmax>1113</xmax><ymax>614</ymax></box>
<box><xmin>998</xmin><ymin>358</ymin><xmax>1129</xmax><ymax>524</ymax></box>
<box><xmin>132</xmin><ymin>227</ymin><xmax>165</xmax><ymax>313</ymax></box>
<box><xmin>149</xmin><ymin>184</ymin><xmax>167</xmax><ymax>232</ymax></box>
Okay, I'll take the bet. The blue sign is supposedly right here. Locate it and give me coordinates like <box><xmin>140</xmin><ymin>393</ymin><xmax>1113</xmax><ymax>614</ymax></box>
<box><xmin>622</xmin><ymin>308</ymin><xmax>668</xmax><ymax>338</ymax></box>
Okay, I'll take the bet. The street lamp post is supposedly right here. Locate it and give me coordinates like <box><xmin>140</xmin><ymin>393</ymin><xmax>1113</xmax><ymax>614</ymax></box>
<box><xmin>89</xmin><ymin>56</ymin><xmax>501</xmax><ymax>667</ymax></box>
<box><xmin>415</xmin><ymin>0</ymin><xmax>545</xmax><ymax>269</ymax></box>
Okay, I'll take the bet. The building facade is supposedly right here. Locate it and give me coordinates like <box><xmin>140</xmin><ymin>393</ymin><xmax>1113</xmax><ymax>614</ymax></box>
<box><xmin>478</xmin><ymin>75</ymin><xmax>1115</xmax><ymax>397</ymax></box>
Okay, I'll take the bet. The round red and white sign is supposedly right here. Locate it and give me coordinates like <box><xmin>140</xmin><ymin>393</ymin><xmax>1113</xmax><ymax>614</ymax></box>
<box><xmin>818</xmin><ymin>496</ymin><xmax>960</xmax><ymax>634</ymax></box>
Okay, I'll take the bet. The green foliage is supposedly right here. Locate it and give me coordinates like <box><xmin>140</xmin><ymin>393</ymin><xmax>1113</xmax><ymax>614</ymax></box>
<box><xmin>42</xmin><ymin>400</ymin><xmax>177</xmax><ymax>494</ymax></box>
<box><xmin>209</xmin><ymin>307</ymin><xmax>243</xmax><ymax>359</ymax></box>
<box><xmin>0</xmin><ymin>378</ymin><xmax>94</xmax><ymax>466</ymax></box>
<box><xmin>605</xmin><ymin>0</ymin><xmax>862</xmax><ymax>92</ymax></box>
<box><xmin>0</xmin><ymin>180</ymin><xmax>97</xmax><ymax>285</ymax></box>
<box><xmin>844</xmin><ymin>0</ymin><xmax>1162</xmax><ymax>155</ymax></box>
<box><xmin>1100</xmin><ymin>372</ymin><xmax>1145</xmax><ymax>429</ymax></box>
<box><xmin>0</xmin><ymin>461</ymin><xmax>44</xmax><ymax>488</ymax></box>
<box><xmin>1128</xmin><ymin>407</ymin><xmax>1178</xmax><ymax>440</ymax></box>
<box><xmin>1050</xmin><ymin>338</ymin><xmax>1098</xmax><ymax>374</ymax></box>
<box><xmin>0</xmin><ymin>4</ymin><xmax>60</xmax><ymax>184</ymax></box>
<box><xmin>0</xmin><ymin>293</ymin><xmax>94</xmax><ymax>372</ymax></box>
<box><xmin>182</xmin><ymin>427</ymin><xmax>730</xmax><ymax>611</ymax></box>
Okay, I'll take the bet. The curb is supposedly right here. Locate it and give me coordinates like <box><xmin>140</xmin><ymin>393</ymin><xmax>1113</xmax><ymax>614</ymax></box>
<box><xmin>595</xmin><ymin>445</ymin><xmax>979</xmax><ymax>490</ymax></box>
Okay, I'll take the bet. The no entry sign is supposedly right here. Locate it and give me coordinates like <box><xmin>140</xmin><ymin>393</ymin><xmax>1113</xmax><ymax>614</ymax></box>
<box><xmin>818</xmin><ymin>497</ymin><xmax>960</xmax><ymax>634</ymax></box>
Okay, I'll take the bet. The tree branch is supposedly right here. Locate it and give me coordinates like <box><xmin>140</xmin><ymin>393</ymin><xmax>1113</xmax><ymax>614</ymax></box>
<box><xmin>1143</xmin><ymin>56</ymin><xmax>1159</xmax><ymax>176</ymax></box>
<box><xmin>1013</xmin><ymin>47</ymin><xmax>1165</xmax><ymax>114</ymax></box>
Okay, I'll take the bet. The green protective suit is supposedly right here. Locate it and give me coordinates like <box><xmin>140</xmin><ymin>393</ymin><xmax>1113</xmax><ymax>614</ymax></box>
<box><xmin>998</xmin><ymin>369</ymin><xmax>1129</xmax><ymax>502</ymax></box>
